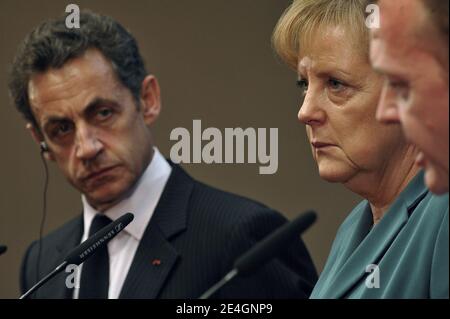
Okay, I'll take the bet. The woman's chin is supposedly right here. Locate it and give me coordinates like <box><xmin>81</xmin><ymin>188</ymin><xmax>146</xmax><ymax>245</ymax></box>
<box><xmin>318</xmin><ymin>167</ymin><xmax>351</xmax><ymax>184</ymax></box>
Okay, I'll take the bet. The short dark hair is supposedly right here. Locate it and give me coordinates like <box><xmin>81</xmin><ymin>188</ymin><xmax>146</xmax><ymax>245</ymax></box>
<box><xmin>8</xmin><ymin>11</ymin><xmax>147</xmax><ymax>130</ymax></box>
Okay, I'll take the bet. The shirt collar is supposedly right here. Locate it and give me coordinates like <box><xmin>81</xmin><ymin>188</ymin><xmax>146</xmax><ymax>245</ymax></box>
<box><xmin>81</xmin><ymin>148</ymin><xmax>172</xmax><ymax>241</ymax></box>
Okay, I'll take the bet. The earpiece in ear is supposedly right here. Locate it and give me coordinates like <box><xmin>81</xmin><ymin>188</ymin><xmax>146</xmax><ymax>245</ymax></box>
<box><xmin>40</xmin><ymin>141</ymin><xmax>49</xmax><ymax>153</ymax></box>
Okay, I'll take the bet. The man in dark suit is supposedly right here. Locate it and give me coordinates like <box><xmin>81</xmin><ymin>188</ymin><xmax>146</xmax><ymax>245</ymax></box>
<box><xmin>10</xmin><ymin>11</ymin><xmax>317</xmax><ymax>298</ymax></box>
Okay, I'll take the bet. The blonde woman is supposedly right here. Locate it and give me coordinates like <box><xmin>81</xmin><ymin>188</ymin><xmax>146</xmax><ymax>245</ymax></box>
<box><xmin>273</xmin><ymin>0</ymin><xmax>448</xmax><ymax>298</ymax></box>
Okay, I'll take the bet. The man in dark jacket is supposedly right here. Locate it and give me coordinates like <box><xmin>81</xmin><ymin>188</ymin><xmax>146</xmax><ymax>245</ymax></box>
<box><xmin>10</xmin><ymin>11</ymin><xmax>317</xmax><ymax>299</ymax></box>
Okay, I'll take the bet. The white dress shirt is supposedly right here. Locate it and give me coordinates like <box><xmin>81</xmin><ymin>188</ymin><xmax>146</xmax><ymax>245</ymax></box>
<box><xmin>73</xmin><ymin>148</ymin><xmax>172</xmax><ymax>299</ymax></box>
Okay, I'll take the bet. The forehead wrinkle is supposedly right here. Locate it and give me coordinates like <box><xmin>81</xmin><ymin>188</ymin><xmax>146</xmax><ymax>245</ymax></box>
<box><xmin>298</xmin><ymin>51</ymin><xmax>362</xmax><ymax>80</ymax></box>
<box><xmin>31</xmin><ymin>49</ymin><xmax>115</xmax><ymax>95</ymax></box>
<box><xmin>297</xmin><ymin>25</ymin><xmax>365</xmax><ymax>77</ymax></box>
<box><xmin>29</xmin><ymin>51</ymin><xmax>124</xmax><ymax>126</ymax></box>
<box><xmin>30</xmin><ymin>74</ymin><xmax>83</xmax><ymax>109</ymax></box>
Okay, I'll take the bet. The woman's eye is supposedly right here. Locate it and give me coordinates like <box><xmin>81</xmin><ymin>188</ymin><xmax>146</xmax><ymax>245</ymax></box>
<box><xmin>328</xmin><ymin>78</ymin><xmax>346</xmax><ymax>91</ymax></box>
<box><xmin>297</xmin><ymin>79</ymin><xmax>309</xmax><ymax>92</ymax></box>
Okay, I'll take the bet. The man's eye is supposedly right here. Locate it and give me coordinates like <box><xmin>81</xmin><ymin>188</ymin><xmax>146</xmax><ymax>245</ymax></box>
<box><xmin>97</xmin><ymin>108</ymin><xmax>113</xmax><ymax>119</ymax></box>
<box><xmin>388</xmin><ymin>79</ymin><xmax>407</xmax><ymax>89</ymax></box>
<box><xmin>52</xmin><ymin>122</ymin><xmax>73</xmax><ymax>137</ymax></box>
<box><xmin>388</xmin><ymin>79</ymin><xmax>410</xmax><ymax>101</ymax></box>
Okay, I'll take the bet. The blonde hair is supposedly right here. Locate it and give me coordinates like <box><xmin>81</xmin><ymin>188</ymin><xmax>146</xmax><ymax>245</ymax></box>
<box><xmin>272</xmin><ymin>0</ymin><xmax>371</xmax><ymax>69</ymax></box>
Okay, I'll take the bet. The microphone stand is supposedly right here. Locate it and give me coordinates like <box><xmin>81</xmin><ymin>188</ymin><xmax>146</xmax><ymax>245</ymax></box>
<box><xmin>20</xmin><ymin>261</ymin><xmax>68</xmax><ymax>299</ymax></box>
<box><xmin>199</xmin><ymin>269</ymin><xmax>238</xmax><ymax>299</ymax></box>
<box><xmin>19</xmin><ymin>212</ymin><xmax>134</xmax><ymax>299</ymax></box>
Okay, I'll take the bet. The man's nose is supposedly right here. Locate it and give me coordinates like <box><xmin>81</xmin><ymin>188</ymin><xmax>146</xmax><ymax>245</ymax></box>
<box><xmin>376</xmin><ymin>81</ymin><xmax>401</xmax><ymax>124</ymax></box>
<box><xmin>298</xmin><ymin>90</ymin><xmax>326</xmax><ymax>126</ymax></box>
<box><xmin>75</xmin><ymin>125</ymin><xmax>103</xmax><ymax>161</ymax></box>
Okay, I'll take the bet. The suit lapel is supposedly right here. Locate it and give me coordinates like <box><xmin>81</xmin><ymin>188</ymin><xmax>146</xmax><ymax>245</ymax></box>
<box><xmin>326</xmin><ymin>172</ymin><xmax>428</xmax><ymax>299</ymax></box>
<box><xmin>118</xmin><ymin>223</ymin><xmax>180</xmax><ymax>299</ymax></box>
<box><xmin>119</xmin><ymin>165</ymin><xmax>194</xmax><ymax>299</ymax></box>
<box><xmin>335</xmin><ymin>203</ymin><xmax>374</xmax><ymax>269</ymax></box>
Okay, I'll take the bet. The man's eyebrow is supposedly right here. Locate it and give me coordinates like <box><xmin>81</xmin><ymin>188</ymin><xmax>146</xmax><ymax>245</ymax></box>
<box><xmin>42</xmin><ymin>116</ymin><xmax>70</xmax><ymax>131</ymax></box>
<box><xmin>372</xmin><ymin>63</ymin><xmax>406</xmax><ymax>79</ymax></box>
<box><xmin>42</xmin><ymin>98</ymin><xmax>120</xmax><ymax>131</ymax></box>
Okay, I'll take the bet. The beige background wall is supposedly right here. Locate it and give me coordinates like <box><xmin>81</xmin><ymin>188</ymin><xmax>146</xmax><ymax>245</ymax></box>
<box><xmin>0</xmin><ymin>0</ymin><xmax>360</xmax><ymax>298</ymax></box>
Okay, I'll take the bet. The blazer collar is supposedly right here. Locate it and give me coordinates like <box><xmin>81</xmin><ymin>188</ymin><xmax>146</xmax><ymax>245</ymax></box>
<box><xmin>326</xmin><ymin>171</ymin><xmax>428</xmax><ymax>299</ymax></box>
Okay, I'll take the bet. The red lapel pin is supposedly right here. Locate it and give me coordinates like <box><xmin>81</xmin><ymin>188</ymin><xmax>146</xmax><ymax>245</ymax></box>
<box><xmin>152</xmin><ymin>259</ymin><xmax>161</xmax><ymax>266</ymax></box>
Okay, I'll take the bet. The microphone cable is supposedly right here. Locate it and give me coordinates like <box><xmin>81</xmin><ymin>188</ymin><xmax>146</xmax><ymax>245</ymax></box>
<box><xmin>36</xmin><ymin>147</ymin><xmax>49</xmax><ymax>284</ymax></box>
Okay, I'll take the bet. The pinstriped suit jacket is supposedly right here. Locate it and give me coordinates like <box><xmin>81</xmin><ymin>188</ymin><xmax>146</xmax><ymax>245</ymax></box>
<box><xmin>20</xmin><ymin>164</ymin><xmax>317</xmax><ymax>299</ymax></box>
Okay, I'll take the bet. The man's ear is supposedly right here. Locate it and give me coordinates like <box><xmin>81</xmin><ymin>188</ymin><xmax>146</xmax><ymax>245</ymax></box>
<box><xmin>139</xmin><ymin>75</ymin><xmax>161</xmax><ymax>126</ymax></box>
<box><xmin>26</xmin><ymin>123</ymin><xmax>55</xmax><ymax>161</ymax></box>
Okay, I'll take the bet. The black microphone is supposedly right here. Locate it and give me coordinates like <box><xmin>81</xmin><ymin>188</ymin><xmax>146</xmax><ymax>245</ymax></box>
<box><xmin>199</xmin><ymin>210</ymin><xmax>317</xmax><ymax>299</ymax></box>
<box><xmin>20</xmin><ymin>212</ymin><xmax>134</xmax><ymax>299</ymax></box>
<box><xmin>0</xmin><ymin>245</ymin><xmax>7</xmax><ymax>256</ymax></box>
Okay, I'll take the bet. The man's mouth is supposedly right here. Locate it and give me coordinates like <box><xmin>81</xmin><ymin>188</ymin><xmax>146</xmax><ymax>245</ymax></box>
<box><xmin>82</xmin><ymin>166</ymin><xmax>119</xmax><ymax>182</ymax></box>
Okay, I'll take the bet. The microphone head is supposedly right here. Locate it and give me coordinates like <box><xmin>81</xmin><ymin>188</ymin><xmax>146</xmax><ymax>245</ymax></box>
<box><xmin>0</xmin><ymin>245</ymin><xmax>7</xmax><ymax>256</ymax></box>
<box><xmin>233</xmin><ymin>210</ymin><xmax>317</xmax><ymax>275</ymax></box>
<box><xmin>64</xmin><ymin>212</ymin><xmax>134</xmax><ymax>265</ymax></box>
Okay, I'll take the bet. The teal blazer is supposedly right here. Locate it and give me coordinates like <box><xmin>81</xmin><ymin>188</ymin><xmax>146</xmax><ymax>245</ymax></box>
<box><xmin>311</xmin><ymin>171</ymin><xmax>448</xmax><ymax>299</ymax></box>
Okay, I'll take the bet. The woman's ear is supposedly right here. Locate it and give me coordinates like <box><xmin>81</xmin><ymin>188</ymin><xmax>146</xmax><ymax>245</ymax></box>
<box><xmin>26</xmin><ymin>123</ymin><xmax>55</xmax><ymax>161</ymax></box>
<box><xmin>139</xmin><ymin>75</ymin><xmax>162</xmax><ymax>126</ymax></box>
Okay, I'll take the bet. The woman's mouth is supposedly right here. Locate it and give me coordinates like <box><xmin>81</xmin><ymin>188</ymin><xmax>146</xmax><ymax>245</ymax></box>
<box><xmin>312</xmin><ymin>141</ymin><xmax>336</xmax><ymax>149</ymax></box>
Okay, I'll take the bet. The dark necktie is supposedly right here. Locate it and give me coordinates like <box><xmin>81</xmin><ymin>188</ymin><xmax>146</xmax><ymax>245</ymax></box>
<box><xmin>79</xmin><ymin>214</ymin><xmax>112</xmax><ymax>299</ymax></box>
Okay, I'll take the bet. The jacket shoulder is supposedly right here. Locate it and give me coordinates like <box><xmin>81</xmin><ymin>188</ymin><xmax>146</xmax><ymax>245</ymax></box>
<box><xmin>26</xmin><ymin>215</ymin><xmax>83</xmax><ymax>257</ymax></box>
<box><xmin>190</xmin><ymin>180</ymin><xmax>289</xmax><ymax>229</ymax></box>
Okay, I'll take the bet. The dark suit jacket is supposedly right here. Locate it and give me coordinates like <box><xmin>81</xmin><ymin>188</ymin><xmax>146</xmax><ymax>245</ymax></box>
<box><xmin>20</xmin><ymin>165</ymin><xmax>317</xmax><ymax>299</ymax></box>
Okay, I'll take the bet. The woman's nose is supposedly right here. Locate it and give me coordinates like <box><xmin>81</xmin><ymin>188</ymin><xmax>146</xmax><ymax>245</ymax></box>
<box><xmin>298</xmin><ymin>91</ymin><xmax>326</xmax><ymax>126</ymax></box>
